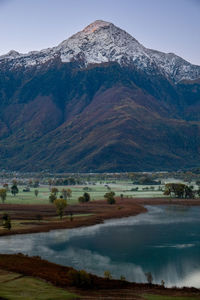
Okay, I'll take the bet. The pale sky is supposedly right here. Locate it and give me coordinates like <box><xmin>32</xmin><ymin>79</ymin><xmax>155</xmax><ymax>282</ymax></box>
<box><xmin>0</xmin><ymin>0</ymin><xmax>199</xmax><ymax>65</ymax></box>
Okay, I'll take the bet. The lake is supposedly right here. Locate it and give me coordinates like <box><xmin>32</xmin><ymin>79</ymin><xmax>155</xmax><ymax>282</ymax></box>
<box><xmin>0</xmin><ymin>205</ymin><xmax>200</xmax><ymax>288</ymax></box>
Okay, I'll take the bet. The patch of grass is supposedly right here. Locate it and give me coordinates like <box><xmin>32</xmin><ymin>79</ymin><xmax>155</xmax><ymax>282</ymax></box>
<box><xmin>0</xmin><ymin>269</ymin><xmax>21</xmax><ymax>283</ymax></box>
<box><xmin>0</xmin><ymin>273</ymin><xmax>78</xmax><ymax>300</ymax></box>
<box><xmin>1</xmin><ymin>182</ymin><xmax>166</xmax><ymax>205</ymax></box>
<box><xmin>144</xmin><ymin>294</ymin><xmax>200</xmax><ymax>300</ymax></box>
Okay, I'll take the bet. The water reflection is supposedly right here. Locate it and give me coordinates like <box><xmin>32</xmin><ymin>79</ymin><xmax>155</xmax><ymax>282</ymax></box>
<box><xmin>0</xmin><ymin>205</ymin><xmax>200</xmax><ymax>288</ymax></box>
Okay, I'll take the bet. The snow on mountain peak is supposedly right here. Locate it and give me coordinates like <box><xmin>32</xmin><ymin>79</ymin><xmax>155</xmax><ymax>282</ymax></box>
<box><xmin>57</xmin><ymin>19</ymin><xmax>146</xmax><ymax>67</ymax></box>
<box><xmin>82</xmin><ymin>20</ymin><xmax>111</xmax><ymax>34</ymax></box>
<box><xmin>0</xmin><ymin>20</ymin><xmax>200</xmax><ymax>82</ymax></box>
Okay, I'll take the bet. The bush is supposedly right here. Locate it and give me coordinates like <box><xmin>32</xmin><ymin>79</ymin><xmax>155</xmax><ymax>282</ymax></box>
<box><xmin>107</xmin><ymin>197</ymin><xmax>115</xmax><ymax>204</ymax></box>
<box><xmin>78</xmin><ymin>192</ymin><xmax>90</xmax><ymax>203</ymax></box>
<box><xmin>67</xmin><ymin>269</ymin><xmax>92</xmax><ymax>288</ymax></box>
<box><xmin>120</xmin><ymin>275</ymin><xmax>126</xmax><ymax>281</ymax></box>
<box><xmin>83</xmin><ymin>192</ymin><xmax>90</xmax><ymax>202</ymax></box>
<box><xmin>104</xmin><ymin>191</ymin><xmax>116</xmax><ymax>205</ymax></box>
<box><xmin>145</xmin><ymin>272</ymin><xmax>153</xmax><ymax>284</ymax></box>
<box><xmin>3</xmin><ymin>214</ymin><xmax>11</xmax><ymax>230</ymax></box>
<box><xmin>78</xmin><ymin>196</ymin><xmax>85</xmax><ymax>203</ymax></box>
<box><xmin>49</xmin><ymin>193</ymin><xmax>56</xmax><ymax>203</ymax></box>
<box><xmin>104</xmin><ymin>270</ymin><xmax>112</xmax><ymax>280</ymax></box>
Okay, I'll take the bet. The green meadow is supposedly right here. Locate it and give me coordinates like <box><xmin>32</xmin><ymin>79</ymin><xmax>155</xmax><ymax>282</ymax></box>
<box><xmin>0</xmin><ymin>270</ymin><xmax>78</xmax><ymax>300</ymax></box>
<box><xmin>1</xmin><ymin>182</ymin><xmax>166</xmax><ymax>205</ymax></box>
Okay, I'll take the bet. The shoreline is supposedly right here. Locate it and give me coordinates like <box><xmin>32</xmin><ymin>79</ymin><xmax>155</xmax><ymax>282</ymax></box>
<box><xmin>1</xmin><ymin>197</ymin><xmax>200</xmax><ymax>237</ymax></box>
<box><xmin>0</xmin><ymin>253</ymin><xmax>199</xmax><ymax>299</ymax></box>
<box><xmin>0</xmin><ymin>198</ymin><xmax>200</xmax><ymax>298</ymax></box>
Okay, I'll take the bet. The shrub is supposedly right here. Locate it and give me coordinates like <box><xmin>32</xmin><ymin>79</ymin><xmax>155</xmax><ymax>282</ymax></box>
<box><xmin>78</xmin><ymin>196</ymin><xmax>85</xmax><ymax>203</ymax></box>
<box><xmin>104</xmin><ymin>270</ymin><xmax>112</xmax><ymax>280</ymax></box>
<box><xmin>145</xmin><ymin>272</ymin><xmax>153</xmax><ymax>284</ymax></box>
<box><xmin>104</xmin><ymin>191</ymin><xmax>116</xmax><ymax>205</ymax></box>
<box><xmin>78</xmin><ymin>192</ymin><xmax>91</xmax><ymax>203</ymax></box>
<box><xmin>120</xmin><ymin>275</ymin><xmax>126</xmax><ymax>281</ymax></box>
<box><xmin>107</xmin><ymin>197</ymin><xmax>115</xmax><ymax>205</ymax></box>
<box><xmin>67</xmin><ymin>269</ymin><xmax>92</xmax><ymax>288</ymax></box>
<box><xmin>161</xmin><ymin>279</ymin><xmax>165</xmax><ymax>287</ymax></box>
<box><xmin>3</xmin><ymin>214</ymin><xmax>11</xmax><ymax>230</ymax></box>
<box><xmin>49</xmin><ymin>193</ymin><xmax>56</xmax><ymax>203</ymax></box>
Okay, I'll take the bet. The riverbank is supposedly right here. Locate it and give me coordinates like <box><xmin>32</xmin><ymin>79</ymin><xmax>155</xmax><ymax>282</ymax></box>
<box><xmin>0</xmin><ymin>198</ymin><xmax>147</xmax><ymax>237</ymax></box>
<box><xmin>1</xmin><ymin>197</ymin><xmax>200</xmax><ymax>237</ymax></box>
<box><xmin>0</xmin><ymin>254</ymin><xmax>199</xmax><ymax>300</ymax></box>
<box><xmin>1</xmin><ymin>199</ymin><xmax>200</xmax><ymax>299</ymax></box>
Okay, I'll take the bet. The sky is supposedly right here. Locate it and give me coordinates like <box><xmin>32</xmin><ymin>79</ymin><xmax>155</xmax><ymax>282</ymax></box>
<box><xmin>0</xmin><ymin>0</ymin><xmax>199</xmax><ymax>65</ymax></box>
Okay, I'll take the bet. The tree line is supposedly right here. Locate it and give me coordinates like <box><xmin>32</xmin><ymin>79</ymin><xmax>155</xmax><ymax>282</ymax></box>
<box><xmin>164</xmin><ymin>183</ymin><xmax>200</xmax><ymax>198</ymax></box>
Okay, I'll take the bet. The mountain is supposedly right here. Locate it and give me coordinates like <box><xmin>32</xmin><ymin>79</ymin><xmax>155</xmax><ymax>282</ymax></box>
<box><xmin>0</xmin><ymin>20</ymin><xmax>200</xmax><ymax>172</ymax></box>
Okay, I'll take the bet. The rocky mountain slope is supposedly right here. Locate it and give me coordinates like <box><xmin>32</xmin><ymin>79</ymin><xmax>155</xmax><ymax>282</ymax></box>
<box><xmin>0</xmin><ymin>20</ymin><xmax>200</xmax><ymax>172</ymax></box>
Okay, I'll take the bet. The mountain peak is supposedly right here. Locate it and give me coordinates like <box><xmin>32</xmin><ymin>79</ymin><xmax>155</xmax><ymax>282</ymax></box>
<box><xmin>82</xmin><ymin>20</ymin><xmax>112</xmax><ymax>34</ymax></box>
<box><xmin>0</xmin><ymin>20</ymin><xmax>200</xmax><ymax>83</ymax></box>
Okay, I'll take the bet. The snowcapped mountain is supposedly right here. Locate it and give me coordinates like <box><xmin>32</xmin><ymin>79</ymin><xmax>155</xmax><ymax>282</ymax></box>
<box><xmin>0</xmin><ymin>20</ymin><xmax>200</xmax><ymax>172</ymax></box>
<box><xmin>0</xmin><ymin>20</ymin><xmax>200</xmax><ymax>83</ymax></box>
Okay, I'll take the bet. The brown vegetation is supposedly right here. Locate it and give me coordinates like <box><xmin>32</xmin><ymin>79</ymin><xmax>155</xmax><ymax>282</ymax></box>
<box><xmin>1</xmin><ymin>197</ymin><xmax>200</xmax><ymax>237</ymax></box>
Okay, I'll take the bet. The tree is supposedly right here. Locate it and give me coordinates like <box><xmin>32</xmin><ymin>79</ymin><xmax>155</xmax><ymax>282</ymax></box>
<box><xmin>61</xmin><ymin>189</ymin><xmax>67</xmax><ymax>200</ymax></box>
<box><xmin>48</xmin><ymin>179</ymin><xmax>52</xmax><ymax>187</ymax></box>
<box><xmin>67</xmin><ymin>269</ymin><xmax>92</xmax><ymax>288</ymax></box>
<box><xmin>11</xmin><ymin>184</ymin><xmax>19</xmax><ymax>196</ymax></box>
<box><xmin>185</xmin><ymin>186</ymin><xmax>194</xmax><ymax>198</ymax></box>
<box><xmin>34</xmin><ymin>189</ymin><xmax>39</xmax><ymax>197</ymax></box>
<box><xmin>78</xmin><ymin>192</ymin><xmax>90</xmax><ymax>203</ymax></box>
<box><xmin>3</xmin><ymin>183</ymin><xmax>9</xmax><ymax>191</ymax></box>
<box><xmin>78</xmin><ymin>196</ymin><xmax>85</xmax><ymax>203</ymax></box>
<box><xmin>104</xmin><ymin>270</ymin><xmax>112</xmax><ymax>280</ymax></box>
<box><xmin>62</xmin><ymin>188</ymin><xmax>72</xmax><ymax>200</ymax></box>
<box><xmin>66</xmin><ymin>188</ymin><xmax>72</xmax><ymax>199</ymax></box>
<box><xmin>104</xmin><ymin>191</ymin><xmax>116</xmax><ymax>204</ymax></box>
<box><xmin>2</xmin><ymin>213</ymin><xmax>9</xmax><ymax>222</ymax></box>
<box><xmin>164</xmin><ymin>183</ymin><xmax>195</xmax><ymax>199</ymax></box>
<box><xmin>12</xmin><ymin>179</ymin><xmax>17</xmax><ymax>185</ymax></box>
<box><xmin>0</xmin><ymin>188</ymin><xmax>7</xmax><ymax>203</ymax></box>
<box><xmin>33</xmin><ymin>180</ymin><xmax>39</xmax><ymax>188</ymax></box>
<box><xmin>120</xmin><ymin>275</ymin><xmax>126</xmax><ymax>281</ymax></box>
<box><xmin>2</xmin><ymin>213</ymin><xmax>11</xmax><ymax>230</ymax></box>
<box><xmin>51</xmin><ymin>187</ymin><xmax>59</xmax><ymax>195</ymax></box>
<box><xmin>69</xmin><ymin>212</ymin><xmax>74</xmax><ymax>221</ymax></box>
<box><xmin>49</xmin><ymin>193</ymin><xmax>57</xmax><ymax>203</ymax></box>
<box><xmin>145</xmin><ymin>272</ymin><xmax>153</xmax><ymax>285</ymax></box>
<box><xmin>54</xmin><ymin>198</ymin><xmax>67</xmax><ymax>219</ymax></box>
<box><xmin>68</xmin><ymin>177</ymin><xmax>76</xmax><ymax>185</ymax></box>
<box><xmin>83</xmin><ymin>192</ymin><xmax>90</xmax><ymax>202</ymax></box>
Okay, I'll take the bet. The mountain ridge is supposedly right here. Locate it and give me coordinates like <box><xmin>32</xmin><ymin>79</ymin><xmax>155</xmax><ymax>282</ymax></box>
<box><xmin>1</xmin><ymin>20</ymin><xmax>200</xmax><ymax>83</ymax></box>
<box><xmin>0</xmin><ymin>21</ymin><xmax>200</xmax><ymax>172</ymax></box>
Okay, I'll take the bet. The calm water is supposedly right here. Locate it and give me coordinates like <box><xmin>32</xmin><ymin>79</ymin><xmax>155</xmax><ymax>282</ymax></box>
<box><xmin>0</xmin><ymin>205</ymin><xmax>200</xmax><ymax>288</ymax></box>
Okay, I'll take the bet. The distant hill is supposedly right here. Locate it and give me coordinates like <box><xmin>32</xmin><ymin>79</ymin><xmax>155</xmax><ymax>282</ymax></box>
<box><xmin>0</xmin><ymin>20</ymin><xmax>200</xmax><ymax>172</ymax></box>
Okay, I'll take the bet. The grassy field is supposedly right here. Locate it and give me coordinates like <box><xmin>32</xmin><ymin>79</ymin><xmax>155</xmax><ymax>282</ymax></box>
<box><xmin>1</xmin><ymin>182</ymin><xmax>166</xmax><ymax>205</ymax></box>
<box><xmin>0</xmin><ymin>269</ymin><xmax>78</xmax><ymax>300</ymax></box>
<box><xmin>144</xmin><ymin>294</ymin><xmax>200</xmax><ymax>300</ymax></box>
